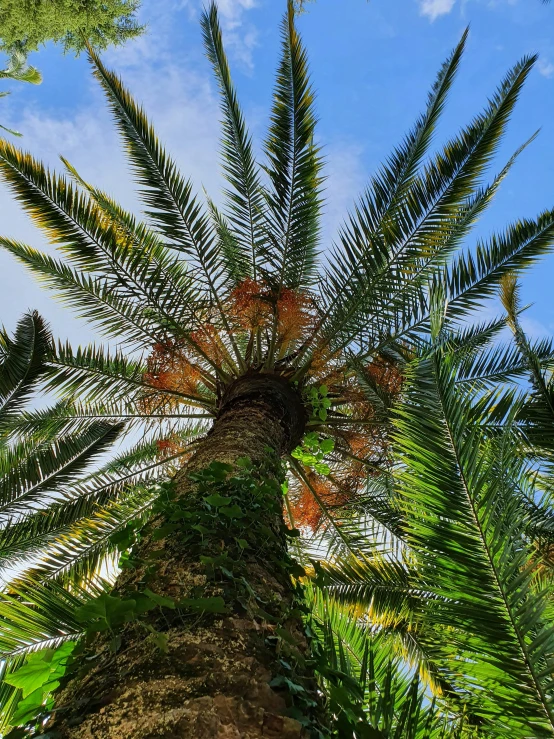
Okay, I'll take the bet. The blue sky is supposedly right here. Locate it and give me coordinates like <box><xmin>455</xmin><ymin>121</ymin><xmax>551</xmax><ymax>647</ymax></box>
<box><xmin>0</xmin><ymin>0</ymin><xmax>553</xmax><ymax>346</ymax></box>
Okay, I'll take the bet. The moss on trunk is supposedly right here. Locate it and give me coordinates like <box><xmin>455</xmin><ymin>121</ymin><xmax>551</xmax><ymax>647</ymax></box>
<box><xmin>51</xmin><ymin>373</ymin><xmax>323</xmax><ymax>738</ymax></box>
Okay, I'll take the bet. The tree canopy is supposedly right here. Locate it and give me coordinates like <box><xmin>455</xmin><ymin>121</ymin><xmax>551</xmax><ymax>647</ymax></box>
<box><xmin>0</xmin><ymin>0</ymin><xmax>144</xmax><ymax>57</ymax></box>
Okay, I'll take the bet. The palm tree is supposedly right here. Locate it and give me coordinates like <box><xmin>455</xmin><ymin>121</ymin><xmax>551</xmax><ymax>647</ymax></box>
<box><xmin>1</xmin><ymin>1</ymin><xmax>554</xmax><ymax>736</ymax></box>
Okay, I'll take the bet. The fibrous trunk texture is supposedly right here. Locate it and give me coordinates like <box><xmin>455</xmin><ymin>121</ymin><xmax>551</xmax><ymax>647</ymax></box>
<box><xmin>53</xmin><ymin>373</ymin><xmax>320</xmax><ymax>739</ymax></box>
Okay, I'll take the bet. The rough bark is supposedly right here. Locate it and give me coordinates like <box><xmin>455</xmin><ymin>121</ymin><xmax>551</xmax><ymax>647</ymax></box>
<box><xmin>52</xmin><ymin>372</ymin><xmax>320</xmax><ymax>739</ymax></box>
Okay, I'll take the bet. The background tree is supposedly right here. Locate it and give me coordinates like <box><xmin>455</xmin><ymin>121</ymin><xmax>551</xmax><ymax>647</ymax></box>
<box><xmin>0</xmin><ymin>51</ymin><xmax>41</xmax><ymax>135</ymax></box>
<box><xmin>295</xmin><ymin>0</ymin><xmax>550</xmax><ymax>10</ymax></box>
<box><xmin>0</xmin><ymin>1</ymin><xmax>554</xmax><ymax>736</ymax></box>
<box><xmin>0</xmin><ymin>0</ymin><xmax>144</xmax><ymax>59</ymax></box>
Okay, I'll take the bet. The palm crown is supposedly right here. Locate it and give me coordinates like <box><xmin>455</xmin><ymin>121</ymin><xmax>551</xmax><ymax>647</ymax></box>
<box><xmin>1</xmin><ymin>2</ymin><xmax>554</xmax><ymax>736</ymax></box>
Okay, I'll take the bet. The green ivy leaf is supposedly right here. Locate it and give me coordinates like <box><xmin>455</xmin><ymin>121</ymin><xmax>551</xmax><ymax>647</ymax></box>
<box><xmin>143</xmin><ymin>588</ymin><xmax>176</xmax><ymax>609</ymax></box>
<box><xmin>304</xmin><ymin>432</ymin><xmax>319</xmax><ymax>449</ymax></box>
<box><xmin>10</xmin><ymin>687</ymin><xmax>47</xmax><ymax>725</ymax></box>
<box><xmin>204</xmin><ymin>493</ymin><xmax>232</xmax><ymax>507</ymax></box>
<box><xmin>4</xmin><ymin>661</ymin><xmax>52</xmax><ymax>700</ymax></box>
<box><xmin>191</xmin><ymin>523</ymin><xmax>211</xmax><ymax>536</ymax></box>
<box><xmin>269</xmin><ymin>674</ymin><xmax>306</xmax><ymax>694</ymax></box>
<box><xmin>169</xmin><ymin>509</ymin><xmax>193</xmax><ymax>521</ymax></box>
<box><xmin>4</xmin><ymin>642</ymin><xmax>76</xmax><ymax>699</ymax></box>
<box><xmin>206</xmin><ymin>461</ymin><xmax>234</xmax><ymax>480</ymax></box>
<box><xmin>220</xmin><ymin>504</ymin><xmax>245</xmax><ymax>518</ymax></box>
<box><xmin>146</xmin><ymin>627</ymin><xmax>169</xmax><ymax>654</ymax></box>
<box><xmin>126</xmin><ymin>592</ymin><xmax>158</xmax><ymax>615</ymax></box>
<box><xmin>109</xmin><ymin>523</ymin><xmax>136</xmax><ymax>551</ymax></box>
<box><xmin>152</xmin><ymin>523</ymin><xmax>180</xmax><ymax>541</ymax></box>
<box><xmin>75</xmin><ymin>593</ymin><xmax>136</xmax><ymax>631</ymax></box>
<box><xmin>179</xmin><ymin>596</ymin><xmax>227</xmax><ymax>613</ymax></box>
<box><xmin>319</xmin><ymin>438</ymin><xmax>335</xmax><ymax>453</ymax></box>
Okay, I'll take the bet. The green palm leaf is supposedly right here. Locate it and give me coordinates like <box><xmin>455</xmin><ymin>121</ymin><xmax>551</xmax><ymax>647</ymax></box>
<box><xmin>201</xmin><ymin>3</ymin><xmax>266</xmax><ymax>283</ymax></box>
<box><xmin>319</xmin><ymin>51</ymin><xmax>537</xmax><ymax>357</ymax></box>
<box><xmin>316</xmin><ymin>30</ymin><xmax>468</xmax><ymax>353</ymax></box>
<box><xmin>0</xmin><ymin>312</ymin><xmax>50</xmax><ymax>434</ymax></box>
<box><xmin>261</xmin><ymin>0</ymin><xmax>323</xmax><ymax>292</ymax></box>
<box><xmin>395</xmin><ymin>345</ymin><xmax>554</xmax><ymax>733</ymax></box>
<box><xmin>500</xmin><ymin>274</ymin><xmax>554</xmax><ymax>456</ymax></box>
<box><xmin>0</xmin><ymin>437</ymin><xmax>174</xmax><ymax>575</ymax></box>
<box><xmin>45</xmin><ymin>341</ymin><xmax>216</xmax><ymax>412</ymax></box>
<box><xmin>308</xmin><ymin>585</ymin><xmax>477</xmax><ymax>737</ymax></box>
<box><xmin>0</xmin><ymin>579</ymin><xmax>105</xmax><ymax>734</ymax></box>
<box><xmin>86</xmin><ymin>48</ymin><xmax>228</xmax><ymax>300</ymax></box>
<box><xmin>0</xmin><ymin>422</ymin><xmax>122</xmax><ymax>521</ymax></box>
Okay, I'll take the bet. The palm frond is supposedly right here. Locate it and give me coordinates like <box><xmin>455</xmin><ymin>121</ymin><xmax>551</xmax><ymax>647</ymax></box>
<box><xmin>201</xmin><ymin>3</ymin><xmax>266</xmax><ymax>283</ymax></box>
<box><xmin>442</xmin><ymin>208</ymin><xmax>554</xmax><ymax>321</ymax></box>
<box><xmin>261</xmin><ymin>0</ymin><xmax>323</xmax><ymax>292</ymax></box>
<box><xmin>315</xmin><ymin>30</ymin><xmax>468</xmax><ymax>354</ymax></box>
<box><xmin>16</xmin><ymin>484</ymin><xmax>157</xmax><ymax>585</ymax></box>
<box><xmin>0</xmin><ymin>311</ymin><xmax>50</xmax><ymax>435</ymax></box>
<box><xmin>87</xmin><ymin>48</ymin><xmax>231</xmax><ymax>305</ymax></box>
<box><xmin>0</xmin><ymin>238</ymin><xmax>172</xmax><ymax>350</ymax></box>
<box><xmin>318</xmin><ymin>52</ymin><xmax>536</xmax><ymax>359</ymax></box>
<box><xmin>0</xmin><ymin>578</ymin><xmax>104</xmax><ymax>734</ymax></box>
<box><xmin>0</xmin><ymin>436</ymin><xmax>173</xmax><ymax>572</ymax></box>
<box><xmin>395</xmin><ymin>346</ymin><xmax>554</xmax><ymax>733</ymax></box>
<box><xmin>0</xmin><ymin>143</ymin><xmax>204</xmax><ymax>345</ymax></box>
<box><xmin>0</xmin><ymin>422</ymin><xmax>122</xmax><ymax>522</ymax></box>
<box><xmin>500</xmin><ymin>274</ymin><xmax>554</xmax><ymax>455</ymax></box>
<box><xmin>45</xmin><ymin>341</ymin><xmax>215</xmax><ymax>411</ymax></box>
<box><xmin>308</xmin><ymin>585</ymin><xmax>477</xmax><ymax>737</ymax></box>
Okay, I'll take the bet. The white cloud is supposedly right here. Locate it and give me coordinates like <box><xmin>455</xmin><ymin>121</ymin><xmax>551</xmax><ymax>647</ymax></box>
<box><xmin>419</xmin><ymin>0</ymin><xmax>456</xmax><ymax>21</ymax></box>
<box><xmin>176</xmin><ymin>0</ymin><xmax>259</xmax><ymax>69</ymax></box>
<box><xmin>214</xmin><ymin>0</ymin><xmax>259</xmax><ymax>70</ymax></box>
<box><xmin>538</xmin><ymin>58</ymin><xmax>554</xmax><ymax>79</ymax></box>
<box><xmin>216</xmin><ymin>0</ymin><xmax>258</xmax><ymax>23</ymax></box>
<box><xmin>320</xmin><ymin>141</ymin><xmax>368</xmax><ymax>246</ymax></box>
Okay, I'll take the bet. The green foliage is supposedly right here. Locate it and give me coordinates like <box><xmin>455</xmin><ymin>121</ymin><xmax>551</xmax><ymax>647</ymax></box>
<box><xmin>0</xmin><ymin>2</ymin><xmax>554</xmax><ymax>736</ymax></box>
<box><xmin>0</xmin><ymin>576</ymin><xmax>110</xmax><ymax>735</ymax></box>
<box><xmin>0</xmin><ymin>313</ymin><xmax>169</xmax><ymax>589</ymax></box>
<box><xmin>0</xmin><ymin>51</ymin><xmax>41</xmax><ymax>136</ymax></box>
<box><xmin>292</xmin><ymin>430</ymin><xmax>334</xmax><ymax>475</ymax></box>
<box><xmin>306</xmin><ymin>384</ymin><xmax>332</xmax><ymax>422</ymax></box>
<box><xmin>261</xmin><ymin>0</ymin><xmax>323</xmax><ymax>293</ymax></box>
<box><xmin>389</xmin><ymin>342</ymin><xmax>554</xmax><ymax>734</ymax></box>
<box><xmin>0</xmin><ymin>0</ymin><xmax>144</xmax><ymax>57</ymax></box>
<box><xmin>3</xmin><ymin>642</ymin><xmax>76</xmax><ymax>727</ymax></box>
<box><xmin>307</xmin><ymin>588</ymin><xmax>465</xmax><ymax>738</ymax></box>
<box><xmin>75</xmin><ymin>592</ymin><xmax>137</xmax><ymax>632</ymax></box>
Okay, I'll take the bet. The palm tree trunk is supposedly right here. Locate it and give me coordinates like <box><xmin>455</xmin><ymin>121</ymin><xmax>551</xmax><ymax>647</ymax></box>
<box><xmin>54</xmin><ymin>374</ymin><xmax>319</xmax><ymax>738</ymax></box>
